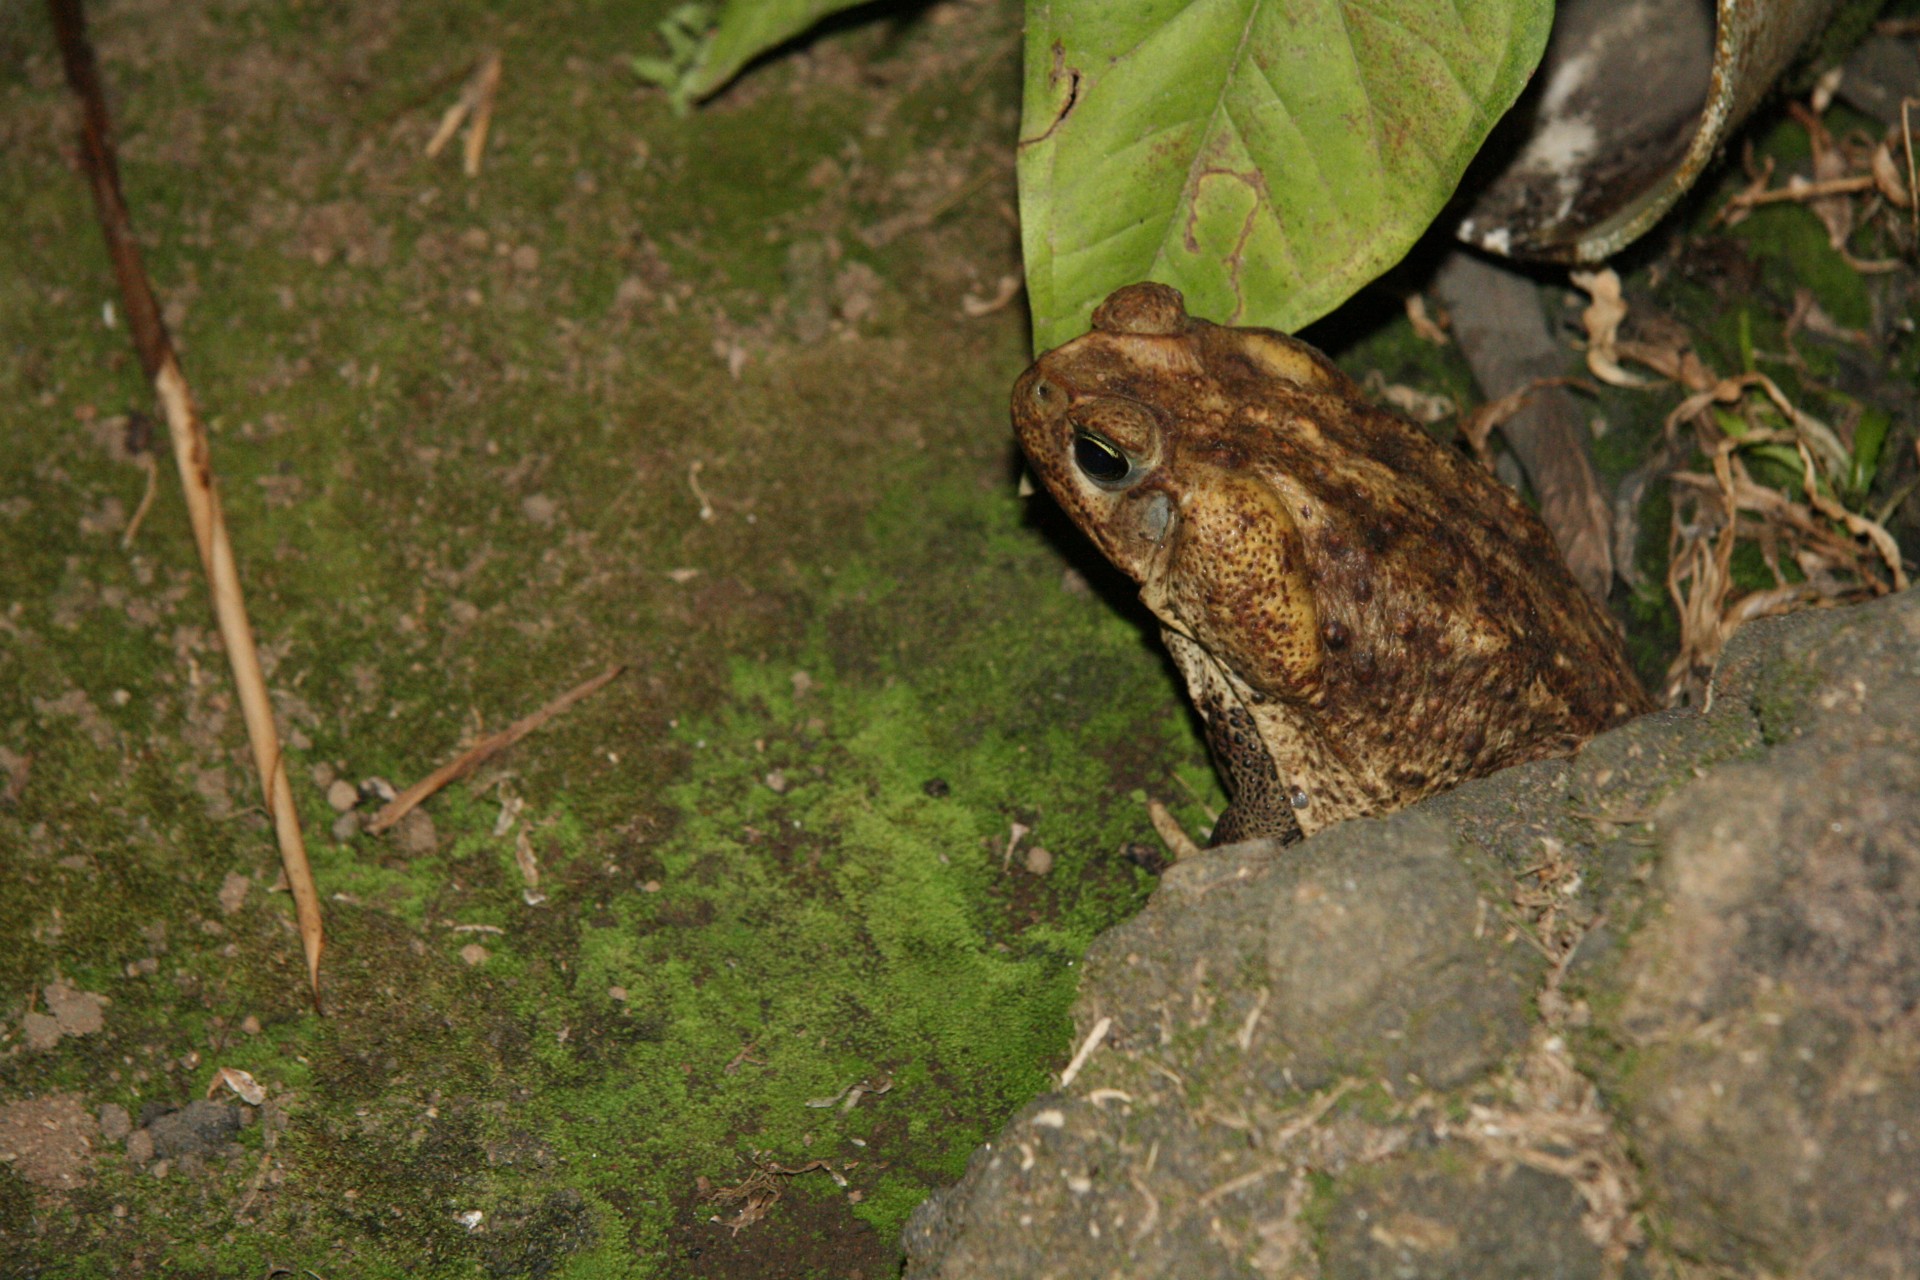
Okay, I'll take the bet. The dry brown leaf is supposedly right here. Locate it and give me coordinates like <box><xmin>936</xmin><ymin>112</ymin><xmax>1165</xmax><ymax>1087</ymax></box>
<box><xmin>209</xmin><ymin>1066</ymin><xmax>267</xmax><ymax>1105</ymax></box>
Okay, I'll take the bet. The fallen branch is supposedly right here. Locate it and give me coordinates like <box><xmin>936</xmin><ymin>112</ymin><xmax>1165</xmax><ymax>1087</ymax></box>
<box><xmin>49</xmin><ymin>0</ymin><xmax>326</xmax><ymax>1008</ymax></box>
<box><xmin>368</xmin><ymin>664</ymin><xmax>626</xmax><ymax>834</ymax></box>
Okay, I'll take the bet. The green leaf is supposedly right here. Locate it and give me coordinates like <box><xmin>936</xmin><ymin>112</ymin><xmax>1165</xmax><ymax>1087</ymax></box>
<box><xmin>1018</xmin><ymin>0</ymin><xmax>1554</xmax><ymax>353</ymax></box>
<box><xmin>679</xmin><ymin>0</ymin><xmax>872</xmax><ymax>104</ymax></box>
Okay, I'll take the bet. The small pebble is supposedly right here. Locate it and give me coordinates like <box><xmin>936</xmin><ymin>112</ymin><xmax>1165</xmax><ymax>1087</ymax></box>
<box><xmin>1024</xmin><ymin>846</ymin><xmax>1054</xmax><ymax>876</ymax></box>
<box><xmin>459</xmin><ymin>944</ymin><xmax>489</xmax><ymax>967</ymax></box>
<box><xmin>218</xmin><ymin>871</ymin><xmax>251</xmax><ymax>915</ymax></box>
<box><xmin>331</xmin><ymin>812</ymin><xmax>361</xmax><ymax>844</ymax></box>
<box><xmin>98</xmin><ymin>1104</ymin><xmax>132</xmax><ymax>1143</ymax></box>
<box><xmin>125</xmin><ymin>1130</ymin><xmax>155</xmax><ymax>1164</ymax></box>
<box><xmin>395</xmin><ymin>809</ymin><xmax>437</xmax><ymax>856</ymax></box>
<box><xmin>325</xmin><ymin>780</ymin><xmax>359</xmax><ymax>812</ymax></box>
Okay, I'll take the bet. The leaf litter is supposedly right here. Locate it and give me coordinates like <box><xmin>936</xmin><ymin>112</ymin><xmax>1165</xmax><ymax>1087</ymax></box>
<box><xmin>1573</xmin><ymin>101</ymin><xmax>1917</xmax><ymax>706</ymax></box>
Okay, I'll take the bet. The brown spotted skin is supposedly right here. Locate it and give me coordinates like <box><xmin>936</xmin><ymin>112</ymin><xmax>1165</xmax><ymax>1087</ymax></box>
<box><xmin>1013</xmin><ymin>282</ymin><xmax>1653</xmax><ymax>846</ymax></box>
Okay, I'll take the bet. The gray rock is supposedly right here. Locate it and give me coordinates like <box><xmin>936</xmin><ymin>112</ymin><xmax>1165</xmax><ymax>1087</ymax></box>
<box><xmin>1320</xmin><ymin>1159</ymin><xmax>1603</xmax><ymax>1280</ymax></box>
<box><xmin>145</xmin><ymin>1100</ymin><xmax>242</xmax><ymax>1160</ymax></box>
<box><xmin>905</xmin><ymin>591</ymin><xmax>1920</xmax><ymax>1279</ymax></box>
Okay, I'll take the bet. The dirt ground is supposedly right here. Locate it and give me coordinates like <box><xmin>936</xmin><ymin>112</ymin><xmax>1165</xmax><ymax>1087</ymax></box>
<box><xmin>0</xmin><ymin>0</ymin><xmax>1914</xmax><ymax>1277</ymax></box>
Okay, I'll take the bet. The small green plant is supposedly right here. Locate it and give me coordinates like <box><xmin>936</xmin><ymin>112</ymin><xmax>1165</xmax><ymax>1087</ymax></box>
<box><xmin>629</xmin><ymin>2</ymin><xmax>719</xmax><ymax>113</ymax></box>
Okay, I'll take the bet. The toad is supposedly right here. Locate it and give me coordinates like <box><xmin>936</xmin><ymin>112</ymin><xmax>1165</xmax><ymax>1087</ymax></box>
<box><xmin>1014</xmin><ymin>282</ymin><xmax>1652</xmax><ymax>846</ymax></box>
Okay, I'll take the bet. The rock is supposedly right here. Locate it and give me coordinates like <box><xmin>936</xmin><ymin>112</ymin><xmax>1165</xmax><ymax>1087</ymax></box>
<box><xmin>1592</xmin><ymin>596</ymin><xmax>1920</xmax><ymax>1277</ymax></box>
<box><xmin>98</xmin><ymin>1104</ymin><xmax>132</xmax><ymax>1143</ymax></box>
<box><xmin>395</xmin><ymin>809</ymin><xmax>437</xmax><ymax>857</ymax></box>
<box><xmin>904</xmin><ymin>592</ymin><xmax>1920</xmax><ymax>1279</ymax></box>
<box><xmin>1321</xmin><ymin>1160</ymin><xmax>1604</xmax><ymax>1280</ymax></box>
<box><xmin>1259</xmin><ymin>814</ymin><xmax>1538</xmax><ymax>1090</ymax></box>
<box><xmin>145</xmin><ymin>1100</ymin><xmax>242</xmax><ymax>1160</ymax></box>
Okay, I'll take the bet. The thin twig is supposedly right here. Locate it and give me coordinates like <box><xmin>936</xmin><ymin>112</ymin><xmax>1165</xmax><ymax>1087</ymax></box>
<box><xmin>120</xmin><ymin>453</ymin><xmax>158</xmax><ymax>548</ymax></box>
<box><xmin>425</xmin><ymin>51</ymin><xmax>502</xmax><ymax>178</ymax></box>
<box><xmin>1057</xmin><ymin>1015</ymin><xmax>1111</xmax><ymax>1090</ymax></box>
<box><xmin>1720</xmin><ymin>173</ymin><xmax>1878</xmax><ymax>213</ymax></box>
<box><xmin>49</xmin><ymin>0</ymin><xmax>326</xmax><ymax>1008</ymax></box>
<box><xmin>368</xmin><ymin>664</ymin><xmax>626</xmax><ymax>833</ymax></box>
<box><xmin>1146</xmin><ymin>798</ymin><xmax>1201</xmax><ymax>862</ymax></box>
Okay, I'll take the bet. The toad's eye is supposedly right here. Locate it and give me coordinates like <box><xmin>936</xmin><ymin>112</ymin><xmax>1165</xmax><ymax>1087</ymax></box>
<box><xmin>1072</xmin><ymin>430</ymin><xmax>1131</xmax><ymax>485</ymax></box>
<box><xmin>1029</xmin><ymin>378</ymin><xmax>1060</xmax><ymax>408</ymax></box>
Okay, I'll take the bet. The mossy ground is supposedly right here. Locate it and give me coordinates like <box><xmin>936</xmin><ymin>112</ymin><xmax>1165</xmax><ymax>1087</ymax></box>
<box><xmin>1</xmin><ymin>1</ymin><xmax>1914</xmax><ymax>1277</ymax></box>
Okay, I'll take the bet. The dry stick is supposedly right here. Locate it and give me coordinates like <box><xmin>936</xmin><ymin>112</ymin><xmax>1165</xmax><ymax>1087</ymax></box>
<box><xmin>424</xmin><ymin>50</ymin><xmax>502</xmax><ymax>178</ymax></box>
<box><xmin>49</xmin><ymin>0</ymin><xmax>326</xmax><ymax>1008</ymax></box>
<box><xmin>367</xmin><ymin>665</ymin><xmax>627</xmax><ymax>834</ymax></box>
<box><xmin>1721</xmin><ymin>174</ymin><xmax>1879</xmax><ymax>210</ymax></box>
